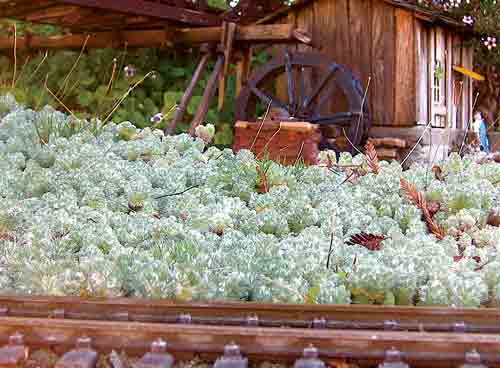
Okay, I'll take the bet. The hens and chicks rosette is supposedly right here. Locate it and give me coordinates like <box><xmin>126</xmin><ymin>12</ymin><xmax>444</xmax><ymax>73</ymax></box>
<box><xmin>0</xmin><ymin>94</ymin><xmax>499</xmax><ymax>307</ymax></box>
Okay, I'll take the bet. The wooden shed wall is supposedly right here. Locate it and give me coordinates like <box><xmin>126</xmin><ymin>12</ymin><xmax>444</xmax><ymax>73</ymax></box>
<box><xmin>277</xmin><ymin>0</ymin><xmax>473</xmax><ymax>129</ymax></box>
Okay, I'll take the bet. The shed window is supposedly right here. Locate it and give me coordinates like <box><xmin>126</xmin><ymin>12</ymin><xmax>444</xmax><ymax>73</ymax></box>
<box><xmin>433</xmin><ymin>60</ymin><xmax>443</xmax><ymax>105</ymax></box>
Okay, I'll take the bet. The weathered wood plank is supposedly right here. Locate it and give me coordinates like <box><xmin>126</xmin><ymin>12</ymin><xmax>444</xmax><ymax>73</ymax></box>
<box><xmin>177</xmin><ymin>24</ymin><xmax>309</xmax><ymax>44</ymax></box>
<box><xmin>461</xmin><ymin>44</ymin><xmax>469</xmax><ymax>128</ymax></box>
<box><xmin>452</xmin><ymin>35</ymin><xmax>463</xmax><ymax>129</ymax></box>
<box><xmin>22</xmin><ymin>5</ymin><xmax>81</xmax><ymax>21</ymax></box>
<box><xmin>295</xmin><ymin>6</ymin><xmax>314</xmax><ymax>110</ymax></box>
<box><xmin>310</xmin><ymin>0</ymin><xmax>335</xmax><ymax>114</ymax></box>
<box><xmin>334</xmin><ymin>0</ymin><xmax>351</xmax><ymax>67</ymax></box>
<box><xmin>371</xmin><ymin>0</ymin><xmax>395</xmax><ymax>125</ymax></box>
<box><xmin>0</xmin><ymin>24</ymin><xmax>308</xmax><ymax>51</ymax></box>
<box><xmin>433</xmin><ymin>27</ymin><xmax>446</xmax><ymax>128</ymax></box>
<box><xmin>349</xmin><ymin>0</ymin><xmax>372</xmax><ymax>90</ymax></box>
<box><xmin>445</xmin><ymin>31</ymin><xmax>454</xmax><ymax>128</ymax></box>
<box><xmin>0</xmin><ymin>0</ymin><xmax>56</xmax><ymax>18</ymax></box>
<box><xmin>235</xmin><ymin>47</ymin><xmax>253</xmax><ymax>98</ymax></box>
<box><xmin>61</xmin><ymin>0</ymin><xmax>221</xmax><ymax>26</ymax></box>
<box><xmin>415</xmin><ymin>20</ymin><xmax>429</xmax><ymax>124</ymax></box>
<box><xmin>394</xmin><ymin>8</ymin><xmax>416</xmax><ymax>126</ymax></box>
<box><xmin>458</xmin><ymin>44</ymin><xmax>474</xmax><ymax>127</ymax></box>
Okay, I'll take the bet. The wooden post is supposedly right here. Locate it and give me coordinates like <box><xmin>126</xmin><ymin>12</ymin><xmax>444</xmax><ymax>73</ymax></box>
<box><xmin>189</xmin><ymin>54</ymin><xmax>225</xmax><ymax>134</ymax></box>
<box><xmin>235</xmin><ymin>47</ymin><xmax>253</xmax><ymax>97</ymax></box>
<box><xmin>166</xmin><ymin>44</ymin><xmax>212</xmax><ymax>135</ymax></box>
<box><xmin>218</xmin><ymin>22</ymin><xmax>237</xmax><ymax>111</ymax></box>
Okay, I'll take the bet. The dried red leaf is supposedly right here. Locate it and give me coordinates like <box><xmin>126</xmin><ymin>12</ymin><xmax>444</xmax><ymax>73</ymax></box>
<box><xmin>453</xmin><ymin>255</ymin><xmax>481</xmax><ymax>263</ymax></box>
<box><xmin>365</xmin><ymin>141</ymin><xmax>380</xmax><ymax>175</ymax></box>
<box><xmin>432</xmin><ymin>165</ymin><xmax>445</xmax><ymax>182</ymax></box>
<box><xmin>0</xmin><ymin>232</ymin><xmax>15</xmax><ymax>242</ymax></box>
<box><xmin>346</xmin><ymin>233</ymin><xmax>387</xmax><ymax>251</ymax></box>
<box><xmin>326</xmin><ymin>153</ymin><xmax>335</xmax><ymax>169</ymax></box>
<box><xmin>487</xmin><ymin>209</ymin><xmax>500</xmax><ymax>227</ymax></box>
<box><xmin>400</xmin><ymin>178</ymin><xmax>445</xmax><ymax>240</ymax></box>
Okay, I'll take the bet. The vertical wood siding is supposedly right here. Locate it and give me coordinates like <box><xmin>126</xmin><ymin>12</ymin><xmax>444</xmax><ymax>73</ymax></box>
<box><xmin>452</xmin><ymin>34</ymin><xmax>462</xmax><ymax>129</ymax></box>
<box><xmin>415</xmin><ymin>20</ymin><xmax>429</xmax><ymax>124</ymax></box>
<box><xmin>463</xmin><ymin>45</ymin><xmax>474</xmax><ymax>126</ymax></box>
<box><xmin>394</xmin><ymin>9</ymin><xmax>415</xmax><ymax>126</ymax></box>
<box><xmin>446</xmin><ymin>32</ymin><xmax>454</xmax><ymax>127</ymax></box>
<box><xmin>371</xmin><ymin>0</ymin><xmax>395</xmax><ymax>125</ymax></box>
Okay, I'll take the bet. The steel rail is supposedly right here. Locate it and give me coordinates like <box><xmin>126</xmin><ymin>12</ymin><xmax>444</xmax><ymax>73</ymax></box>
<box><xmin>1</xmin><ymin>295</ymin><xmax>500</xmax><ymax>334</ymax></box>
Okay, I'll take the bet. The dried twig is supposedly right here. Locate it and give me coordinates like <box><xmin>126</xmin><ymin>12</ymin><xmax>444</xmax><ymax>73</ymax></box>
<box><xmin>326</xmin><ymin>231</ymin><xmax>335</xmax><ymax>269</ymax></box>
<box><xmin>400</xmin><ymin>178</ymin><xmax>445</xmax><ymax>240</ymax></box>
<box><xmin>256</xmin><ymin>123</ymin><xmax>282</xmax><ymax>160</ymax></box>
<box><xmin>365</xmin><ymin>141</ymin><xmax>380</xmax><ymax>174</ymax></box>
<box><xmin>102</xmin><ymin>71</ymin><xmax>155</xmax><ymax>124</ymax></box>
<box><xmin>11</xmin><ymin>23</ymin><xmax>16</xmax><ymax>89</ymax></box>
<box><xmin>342</xmin><ymin>127</ymin><xmax>363</xmax><ymax>155</ymax></box>
<box><xmin>250</xmin><ymin>101</ymin><xmax>272</xmax><ymax>151</ymax></box>
<box><xmin>293</xmin><ymin>141</ymin><xmax>305</xmax><ymax>166</ymax></box>
<box><xmin>154</xmin><ymin>185</ymin><xmax>200</xmax><ymax>200</ymax></box>
<box><xmin>401</xmin><ymin>121</ymin><xmax>432</xmax><ymax>167</ymax></box>
<box><xmin>354</xmin><ymin>76</ymin><xmax>371</xmax><ymax>144</ymax></box>
<box><xmin>475</xmin><ymin>258</ymin><xmax>494</xmax><ymax>272</ymax></box>
<box><xmin>57</xmin><ymin>35</ymin><xmax>90</xmax><ymax>98</ymax></box>
<box><xmin>106</xmin><ymin>58</ymin><xmax>118</xmax><ymax>96</ymax></box>
<box><xmin>256</xmin><ymin>164</ymin><xmax>269</xmax><ymax>193</ymax></box>
<box><xmin>459</xmin><ymin>92</ymin><xmax>480</xmax><ymax>156</ymax></box>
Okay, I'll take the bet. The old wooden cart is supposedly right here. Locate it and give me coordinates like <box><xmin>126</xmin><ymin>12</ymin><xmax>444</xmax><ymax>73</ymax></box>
<box><xmin>0</xmin><ymin>0</ymin><xmax>376</xmax><ymax>161</ymax></box>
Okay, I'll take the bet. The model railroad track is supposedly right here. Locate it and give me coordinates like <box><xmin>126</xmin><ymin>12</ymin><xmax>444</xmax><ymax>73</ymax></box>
<box><xmin>0</xmin><ymin>296</ymin><xmax>500</xmax><ymax>367</ymax></box>
<box><xmin>1</xmin><ymin>295</ymin><xmax>500</xmax><ymax>333</ymax></box>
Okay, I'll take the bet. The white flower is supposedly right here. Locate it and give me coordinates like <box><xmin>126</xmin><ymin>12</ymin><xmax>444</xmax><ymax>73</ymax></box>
<box><xmin>462</xmin><ymin>15</ymin><xmax>474</xmax><ymax>25</ymax></box>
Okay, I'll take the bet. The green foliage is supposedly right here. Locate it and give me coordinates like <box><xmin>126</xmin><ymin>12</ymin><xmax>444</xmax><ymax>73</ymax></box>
<box><xmin>0</xmin><ymin>14</ymin><xmax>270</xmax><ymax>147</ymax></box>
<box><xmin>0</xmin><ymin>46</ymin><xmax>245</xmax><ymax>146</ymax></box>
<box><xmin>421</xmin><ymin>0</ymin><xmax>500</xmax><ymax>67</ymax></box>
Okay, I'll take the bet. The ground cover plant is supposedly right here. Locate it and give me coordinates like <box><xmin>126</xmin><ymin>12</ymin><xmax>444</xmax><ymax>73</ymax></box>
<box><xmin>1</xmin><ymin>95</ymin><xmax>500</xmax><ymax>307</ymax></box>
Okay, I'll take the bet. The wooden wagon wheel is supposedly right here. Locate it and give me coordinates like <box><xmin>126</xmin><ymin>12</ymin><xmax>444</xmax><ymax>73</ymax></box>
<box><xmin>235</xmin><ymin>51</ymin><xmax>371</xmax><ymax>153</ymax></box>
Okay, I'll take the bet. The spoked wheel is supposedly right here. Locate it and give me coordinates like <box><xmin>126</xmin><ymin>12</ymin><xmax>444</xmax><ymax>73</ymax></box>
<box><xmin>235</xmin><ymin>50</ymin><xmax>371</xmax><ymax>154</ymax></box>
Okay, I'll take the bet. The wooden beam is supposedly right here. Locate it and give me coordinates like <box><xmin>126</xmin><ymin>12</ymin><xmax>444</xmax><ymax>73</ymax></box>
<box><xmin>59</xmin><ymin>0</ymin><xmax>221</xmax><ymax>26</ymax></box>
<box><xmin>235</xmin><ymin>47</ymin><xmax>253</xmax><ymax>97</ymax></box>
<box><xmin>0</xmin><ymin>24</ymin><xmax>309</xmax><ymax>50</ymax></box>
<box><xmin>167</xmin><ymin>50</ymin><xmax>212</xmax><ymax>135</ymax></box>
<box><xmin>23</xmin><ymin>5</ymin><xmax>81</xmax><ymax>22</ymax></box>
<box><xmin>0</xmin><ymin>0</ymin><xmax>57</xmax><ymax>18</ymax></box>
<box><xmin>190</xmin><ymin>54</ymin><xmax>225</xmax><ymax>134</ymax></box>
<box><xmin>218</xmin><ymin>22</ymin><xmax>237</xmax><ymax>110</ymax></box>
<box><xmin>176</xmin><ymin>24</ymin><xmax>309</xmax><ymax>44</ymax></box>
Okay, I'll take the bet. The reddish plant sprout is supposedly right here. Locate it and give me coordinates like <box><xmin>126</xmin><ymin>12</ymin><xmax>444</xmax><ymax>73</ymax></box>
<box><xmin>346</xmin><ymin>233</ymin><xmax>387</xmax><ymax>251</ymax></box>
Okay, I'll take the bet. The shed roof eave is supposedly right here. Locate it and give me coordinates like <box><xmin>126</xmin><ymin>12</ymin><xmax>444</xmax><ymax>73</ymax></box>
<box><xmin>256</xmin><ymin>0</ymin><xmax>472</xmax><ymax>34</ymax></box>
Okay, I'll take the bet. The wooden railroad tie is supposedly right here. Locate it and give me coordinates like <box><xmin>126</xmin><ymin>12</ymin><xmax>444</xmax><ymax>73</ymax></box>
<box><xmin>0</xmin><ymin>325</ymin><xmax>496</xmax><ymax>368</ymax></box>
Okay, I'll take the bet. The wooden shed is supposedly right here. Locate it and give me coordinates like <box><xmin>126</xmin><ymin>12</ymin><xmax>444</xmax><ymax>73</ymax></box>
<box><xmin>262</xmin><ymin>0</ymin><xmax>476</xmax><ymax>161</ymax></box>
